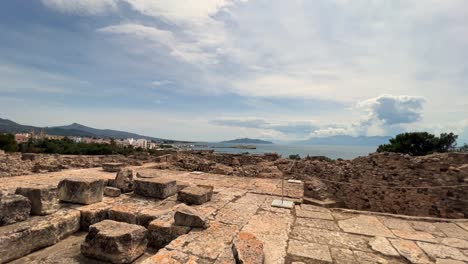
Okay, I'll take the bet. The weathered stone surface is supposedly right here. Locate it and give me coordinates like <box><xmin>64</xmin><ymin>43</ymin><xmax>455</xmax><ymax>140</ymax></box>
<box><xmin>369</xmin><ymin>237</ymin><xmax>400</xmax><ymax>257</ymax></box>
<box><xmin>15</xmin><ymin>186</ymin><xmax>59</xmax><ymax>216</ymax></box>
<box><xmin>294</xmin><ymin>217</ymin><xmax>340</xmax><ymax>231</ymax></box>
<box><xmin>148</xmin><ymin>215</ymin><xmax>190</xmax><ymax>248</ymax></box>
<box><xmin>287</xmin><ymin>239</ymin><xmax>332</xmax><ymax>263</ymax></box>
<box><xmin>137</xmin><ymin>208</ymin><xmax>172</xmax><ymax>228</ymax></box>
<box><xmin>177</xmin><ymin>186</ymin><xmax>213</xmax><ymax>205</ymax></box>
<box><xmin>0</xmin><ymin>194</ymin><xmax>31</xmax><ymax>226</ymax></box>
<box><xmin>416</xmin><ymin>241</ymin><xmax>468</xmax><ymax>262</ymax></box>
<box><xmin>78</xmin><ymin>202</ymin><xmax>113</xmax><ymax>230</ymax></box>
<box><xmin>215</xmin><ymin>201</ymin><xmax>259</xmax><ymax>226</ymax></box>
<box><xmin>338</xmin><ymin>215</ymin><xmax>395</xmax><ymax>237</ymax></box>
<box><xmin>433</xmin><ymin>222</ymin><xmax>468</xmax><ymax>240</ymax></box>
<box><xmin>115</xmin><ymin>168</ymin><xmax>134</xmax><ymax>193</ymax></box>
<box><xmin>379</xmin><ymin>216</ymin><xmax>415</xmax><ymax>231</ymax></box>
<box><xmin>102</xmin><ymin>162</ymin><xmax>125</xmax><ymax>172</ymax></box>
<box><xmin>352</xmin><ymin>250</ymin><xmax>406</xmax><ymax>264</ymax></box>
<box><xmin>104</xmin><ymin>186</ymin><xmax>121</xmax><ymax>197</ymax></box>
<box><xmin>174</xmin><ymin>204</ymin><xmax>207</xmax><ymax>228</ymax></box>
<box><xmin>58</xmin><ymin>178</ymin><xmax>104</xmax><ymax>205</ymax></box>
<box><xmin>392</xmin><ymin>229</ymin><xmax>437</xmax><ymax>243</ymax></box>
<box><xmin>0</xmin><ymin>209</ymin><xmax>80</xmax><ymax>263</ymax></box>
<box><xmin>108</xmin><ymin>204</ymin><xmax>140</xmax><ymax>224</ymax></box>
<box><xmin>141</xmin><ymin>249</ymin><xmax>200</xmax><ymax>264</ymax></box>
<box><xmin>81</xmin><ymin>220</ymin><xmax>147</xmax><ymax>264</ymax></box>
<box><xmin>232</xmin><ymin>232</ymin><xmax>264</xmax><ymax>264</ymax></box>
<box><xmin>290</xmin><ymin>226</ymin><xmax>371</xmax><ymax>252</ymax></box>
<box><xmin>389</xmin><ymin>239</ymin><xmax>430</xmax><ymax>263</ymax></box>
<box><xmin>435</xmin><ymin>259</ymin><xmax>466</xmax><ymax>264</ymax></box>
<box><xmin>134</xmin><ymin>178</ymin><xmax>177</xmax><ymax>199</ymax></box>
<box><xmin>295</xmin><ymin>207</ymin><xmax>334</xmax><ymax>220</ymax></box>
<box><xmin>440</xmin><ymin>237</ymin><xmax>468</xmax><ymax>249</ymax></box>
<box><xmin>330</xmin><ymin>247</ymin><xmax>356</xmax><ymax>263</ymax></box>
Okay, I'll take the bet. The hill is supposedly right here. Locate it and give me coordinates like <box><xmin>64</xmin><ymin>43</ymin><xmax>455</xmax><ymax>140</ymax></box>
<box><xmin>220</xmin><ymin>138</ymin><xmax>274</xmax><ymax>144</ymax></box>
<box><xmin>296</xmin><ymin>135</ymin><xmax>391</xmax><ymax>146</ymax></box>
<box><xmin>0</xmin><ymin>118</ymin><xmax>183</xmax><ymax>143</ymax></box>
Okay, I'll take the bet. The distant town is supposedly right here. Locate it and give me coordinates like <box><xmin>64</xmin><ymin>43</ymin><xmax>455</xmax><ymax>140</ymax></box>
<box><xmin>13</xmin><ymin>129</ymin><xmax>162</xmax><ymax>150</ymax></box>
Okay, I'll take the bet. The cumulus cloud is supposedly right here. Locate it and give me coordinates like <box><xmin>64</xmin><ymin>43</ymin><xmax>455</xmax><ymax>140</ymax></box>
<box><xmin>357</xmin><ymin>94</ymin><xmax>426</xmax><ymax>125</ymax></box>
<box><xmin>41</xmin><ymin>0</ymin><xmax>117</xmax><ymax>15</ymax></box>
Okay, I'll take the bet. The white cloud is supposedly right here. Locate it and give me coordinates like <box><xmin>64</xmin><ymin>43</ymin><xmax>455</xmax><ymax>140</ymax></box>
<box><xmin>41</xmin><ymin>0</ymin><xmax>117</xmax><ymax>15</ymax></box>
<box><xmin>99</xmin><ymin>23</ymin><xmax>218</xmax><ymax>64</ymax></box>
<box><xmin>357</xmin><ymin>94</ymin><xmax>426</xmax><ymax>125</ymax></box>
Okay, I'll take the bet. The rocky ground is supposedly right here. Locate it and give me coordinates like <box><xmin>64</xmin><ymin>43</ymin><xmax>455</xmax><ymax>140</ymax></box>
<box><xmin>1</xmin><ymin>166</ymin><xmax>468</xmax><ymax>263</ymax></box>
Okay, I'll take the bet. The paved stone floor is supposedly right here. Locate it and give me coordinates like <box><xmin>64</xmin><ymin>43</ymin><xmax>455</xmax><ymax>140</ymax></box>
<box><xmin>1</xmin><ymin>165</ymin><xmax>468</xmax><ymax>264</ymax></box>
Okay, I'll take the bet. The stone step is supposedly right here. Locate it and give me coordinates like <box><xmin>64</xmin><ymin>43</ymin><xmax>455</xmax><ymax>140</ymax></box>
<box><xmin>0</xmin><ymin>208</ymin><xmax>80</xmax><ymax>263</ymax></box>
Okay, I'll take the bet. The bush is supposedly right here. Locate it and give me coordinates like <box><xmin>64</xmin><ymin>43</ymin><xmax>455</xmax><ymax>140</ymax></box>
<box><xmin>289</xmin><ymin>154</ymin><xmax>301</xmax><ymax>160</ymax></box>
<box><xmin>0</xmin><ymin>134</ymin><xmax>18</xmax><ymax>152</ymax></box>
<box><xmin>377</xmin><ymin>132</ymin><xmax>458</xmax><ymax>156</ymax></box>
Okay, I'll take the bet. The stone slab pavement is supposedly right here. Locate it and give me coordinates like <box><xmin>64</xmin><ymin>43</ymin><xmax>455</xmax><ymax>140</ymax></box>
<box><xmin>2</xmin><ymin>166</ymin><xmax>468</xmax><ymax>264</ymax></box>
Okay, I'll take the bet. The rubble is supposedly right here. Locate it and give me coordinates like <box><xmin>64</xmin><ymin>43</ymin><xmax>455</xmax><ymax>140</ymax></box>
<box><xmin>104</xmin><ymin>186</ymin><xmax>121</xmax><ymax>197</ymax></box>
<box><xmin>232</xmin><ymin>232</ymin><xmax>264</xmax><ymax>264</ymax></box>
<box><xmin>114</xmin><ymin>168</ymin><xmax>134</xmax><ymax>193</ymax></box>
<box><xmin>15</xmin><ymin>186</ymin><xmax>59</xmax><ymax>215</ymax></box>
<box><xmin>0</xmin><ymin>194</ymin><xmax>31</xmax><ymax>225</ymax></box>
<box><xmin>58</xmin><ymin>178</ymin><xmax>104</xmax><ymax>204</ymax></box>
<box><xmin>81</xmin><ymin>220</ymin><xmax>148</xmax><ymax>263</ymax></box>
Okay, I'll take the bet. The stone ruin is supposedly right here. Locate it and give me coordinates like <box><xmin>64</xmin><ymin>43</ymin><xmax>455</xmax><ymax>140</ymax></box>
<box><xmin>0</xmin><ymin>151</ymin><xmax>468</xmax><ymax>263</ymax></box>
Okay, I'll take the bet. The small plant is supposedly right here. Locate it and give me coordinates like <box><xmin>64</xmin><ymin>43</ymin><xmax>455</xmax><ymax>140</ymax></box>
<box><xmin>289</xmin><ymin>154</ymin><xmax>301</xmax><ymax>160</ymax></box>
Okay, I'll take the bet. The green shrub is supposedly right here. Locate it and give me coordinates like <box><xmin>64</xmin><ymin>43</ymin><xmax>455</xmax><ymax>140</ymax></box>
<box><xmin>0</xmin><ymin>134</ymin><xmax>18</xmax><ymax>152</ymax></box>
<box><xmin>289</xmin><ymin>154</ymin><xmax>301</xmax><ymax>160</ymax></box>
<box><xmin>377</xmin><ymin>132</ymin><xmax>458</xmax><ymax>156</ymax></box>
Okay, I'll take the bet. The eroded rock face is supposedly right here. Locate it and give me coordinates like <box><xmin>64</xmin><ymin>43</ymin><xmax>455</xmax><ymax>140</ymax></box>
<box><xmin>177</xmin><ymin>185</ymin><xmax>213</xmax><ymax>205</ymax></box>
<box><xmin>174</xmin><ymin>204</ymin><xmax>207</xmax><ymax>228</ymax></box>
<box><xmin>0</xmin><ymin>194</ymin><xmax>31</xmax><ymax>225</ymax></box>
<box><xmin>58</xmin><ymin>178</ymin><xmax>104</xmax><ymax>205</ymax></box>
<box><xmin>232</xmin><ymin>232</ymin><xmax>264</xmax><ymax>264</ymax></box>
<box><xmin>15</xmin><ymin>186</ymin><xmax>59</xmax><ymax>215</ymax></box>
<box><xmin>134</xmin><ymin>178</ymin><xmax>177</xmax><ymax>199</ymax></box>
<box><xmin>104</xmin><ymin>186</ymin><xmax>121</xmax><ymax>197</ymax></box>
<box><xmin>81</xmin><ymin>220</ymin><xmax>148</xmax><ymax>264</ymax></box>
<box><xmin>115</xmin><ymin>168</ymin><xmax>134</xmax><ymax>193</ymax></box>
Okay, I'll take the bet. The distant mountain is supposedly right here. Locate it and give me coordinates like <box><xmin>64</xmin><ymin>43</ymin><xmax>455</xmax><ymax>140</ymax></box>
<box><xmin>220</xmin><ymin>138</ymin><xmax>274</xmax><ymax>144</ymax></box>
<box><xmin>0</xmin><ymin>118</ymin><xmax>183</xmax><ymax>143</ymax></box>
<box><xmin>296</xmin><ymin>135</ymin><xmax>391</xmax><ymax>146</ymax></box>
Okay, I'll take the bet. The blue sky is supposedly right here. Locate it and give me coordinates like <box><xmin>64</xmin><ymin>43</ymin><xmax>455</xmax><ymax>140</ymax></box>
<box><xmin>0</xmin><ymin>0</ymin><xmax>467</xmax><ymax>143</ymax></box>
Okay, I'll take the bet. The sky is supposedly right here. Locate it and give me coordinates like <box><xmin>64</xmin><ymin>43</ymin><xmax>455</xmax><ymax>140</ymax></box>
<box><xmin>0</xmin><ymin>0</ymin><xmax>467</xmax><ymax>143</ymax></box>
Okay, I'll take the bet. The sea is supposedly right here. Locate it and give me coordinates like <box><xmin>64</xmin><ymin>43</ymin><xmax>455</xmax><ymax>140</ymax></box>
<box><xmin>188</xmin><ymin>143</ymin><xmax>378</xmax><ymax>160</ymax></box>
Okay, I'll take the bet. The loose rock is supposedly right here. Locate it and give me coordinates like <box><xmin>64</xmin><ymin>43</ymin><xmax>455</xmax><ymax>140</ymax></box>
<box><xmin>115</xmin><ymin>168</ymin><xmax>134</xmax><ymax>193</ymax></box>
<box><xmin>177</xmin><ymin>185</ymin><xmax>213</xmax><ymax>205</ymax></box>
<box><xmin>104</xmin><ymin>186</ymin><xmax>121</xmax><ymax>197</ymax></box>
<box><xmin>174</xmin><ymin>204</ymin><xmax>207</xmax><ymax>228</ymax></box>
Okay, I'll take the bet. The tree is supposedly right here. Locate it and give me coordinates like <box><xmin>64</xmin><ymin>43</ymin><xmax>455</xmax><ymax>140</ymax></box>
<box><xmin>377</xmin><ymin>132</ymin><xmax>458</xmax><ymax>156</ymax></box>
<box><xmin>289</xmin><ymin>154</ymin><xmax>301</xmax><ymax>160</ymax></box>
<box><xmin>0</xmin><ymin>134</ymin><xmax>18</xmax><ymax>152</ymax></box>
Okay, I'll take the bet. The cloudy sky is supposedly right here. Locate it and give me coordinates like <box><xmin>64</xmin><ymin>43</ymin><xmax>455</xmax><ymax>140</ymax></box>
<box><xmin>0</xmin><ymin>0</ymin><xmax>467</xmax><ymax>142</ymax></box>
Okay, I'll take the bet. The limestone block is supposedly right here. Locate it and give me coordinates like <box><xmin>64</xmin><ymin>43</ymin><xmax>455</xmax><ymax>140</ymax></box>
<box><xmin>115</xmin><ymin>168</ymin><xmax>134</xmax><ymax>193</ymax></box>
<box><xmin>174</xmin><ymin>204</ymin><xmax>207</xmax><ymax>228</ymax></box>
<box><xmin>78</xmin><ymin>202</ymin><xmax>113</xmax><ymax>230</ymax></box>
<box><xmin>0</xmin><ymin>209</ymin><xmax>80</xmax><ymax>263</ymax></box>
<box><xmin>102</xmin><ymin>162</ymin><xmax>125</xmax><ymax>172</ymax></box>
<box><xmin>148</xmin><ymin>215</ymin><xmax>190</xmax><ymax>248</ymax></box>
<box><xmin>0</xmin><ymin>194</ymin><xmax>31</xmax><ymax>225</ymax></box>
<box><xmin>177</xmin><ymin>186</ymin><xmax>213</xmax><ymax>205</ymax></box>
<box><xmin>58</xmin><ymin>178</ymin><xmax>104</xmax><ymax>205</ymax></box>
<box><xmin>108</xmin><ymin>204</ymin><xmax>140</xmax><ymax>224</ymax></box>
<box><xmin>104</xmin><ymin>186</ymin><xmax>121</xmax><ymax>197</ymax></box>
<box><xmin>232</xmin><ymin>232</ymin><xmax>264</xmax><ymax>264</ymax></box>
<box><xmin>15</xmin><ymin>186</ymin><xmax>59</xmax><ymax>215</ymax></box>
<box><xmin>134</xmin><ymin>178</ymin><xmax>177</xmax><ymax>199</ymax></box>
<box><xmin>81</xmin><ymin>220</ymin><xmax>148</xmax><ymax>264</ymax></box>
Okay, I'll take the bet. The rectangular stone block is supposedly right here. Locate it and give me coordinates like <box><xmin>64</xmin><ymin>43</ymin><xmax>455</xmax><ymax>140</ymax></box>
<box><xmin>81</xmin><ymin>220</ymin><xmax>148</xmax><ymax>264</ymax></box>
<box><xmin>104</xmin><ymin>186</ymin><xmax>121</xmax><ymax>197</ymax></box>
<box><xmin>78</xmin><ymin>202</ymin><xmax>113</xmax><ymax>231</ymax></box>
<box><xmin>0</xmin><ymin>209</ymin><xmax>80</xmax><ymax>263</ymax></box>
<box><xmin>58</xmin><ymin>178</ymin><xmax>104</xmax><ymax>205</ymax></box>
<box><xmin>148</xmin><ymin>215</ymin><xmax>190</xmax><ymax>249</ymax></box>
<box><xmin>177</xmin><ymin>186</ymin><xmax>213</xmax><ymax>205</ymax></box>
<box><xmin>108</xmin><ymin>204</ymin><xmax>141</xmax><ymax>224</ymax></box>
<box><xmin>134</xmin><ymin>178</ymin><xmax>177</xmax><ymax>199</ymax></box>
<box><xmin>0</xmin><ymin>194</ymin><xmax>31</xmax><ymax>226</ymax></box>
<box><xmin>15</xmin><ymin>186</ymin><xmax>59</xmax><ymax>215</ymax></box>
<box><xmin>102</xmin><ymin>162</ymin><xmax>125</xmax><ymax>172</ymax></box>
